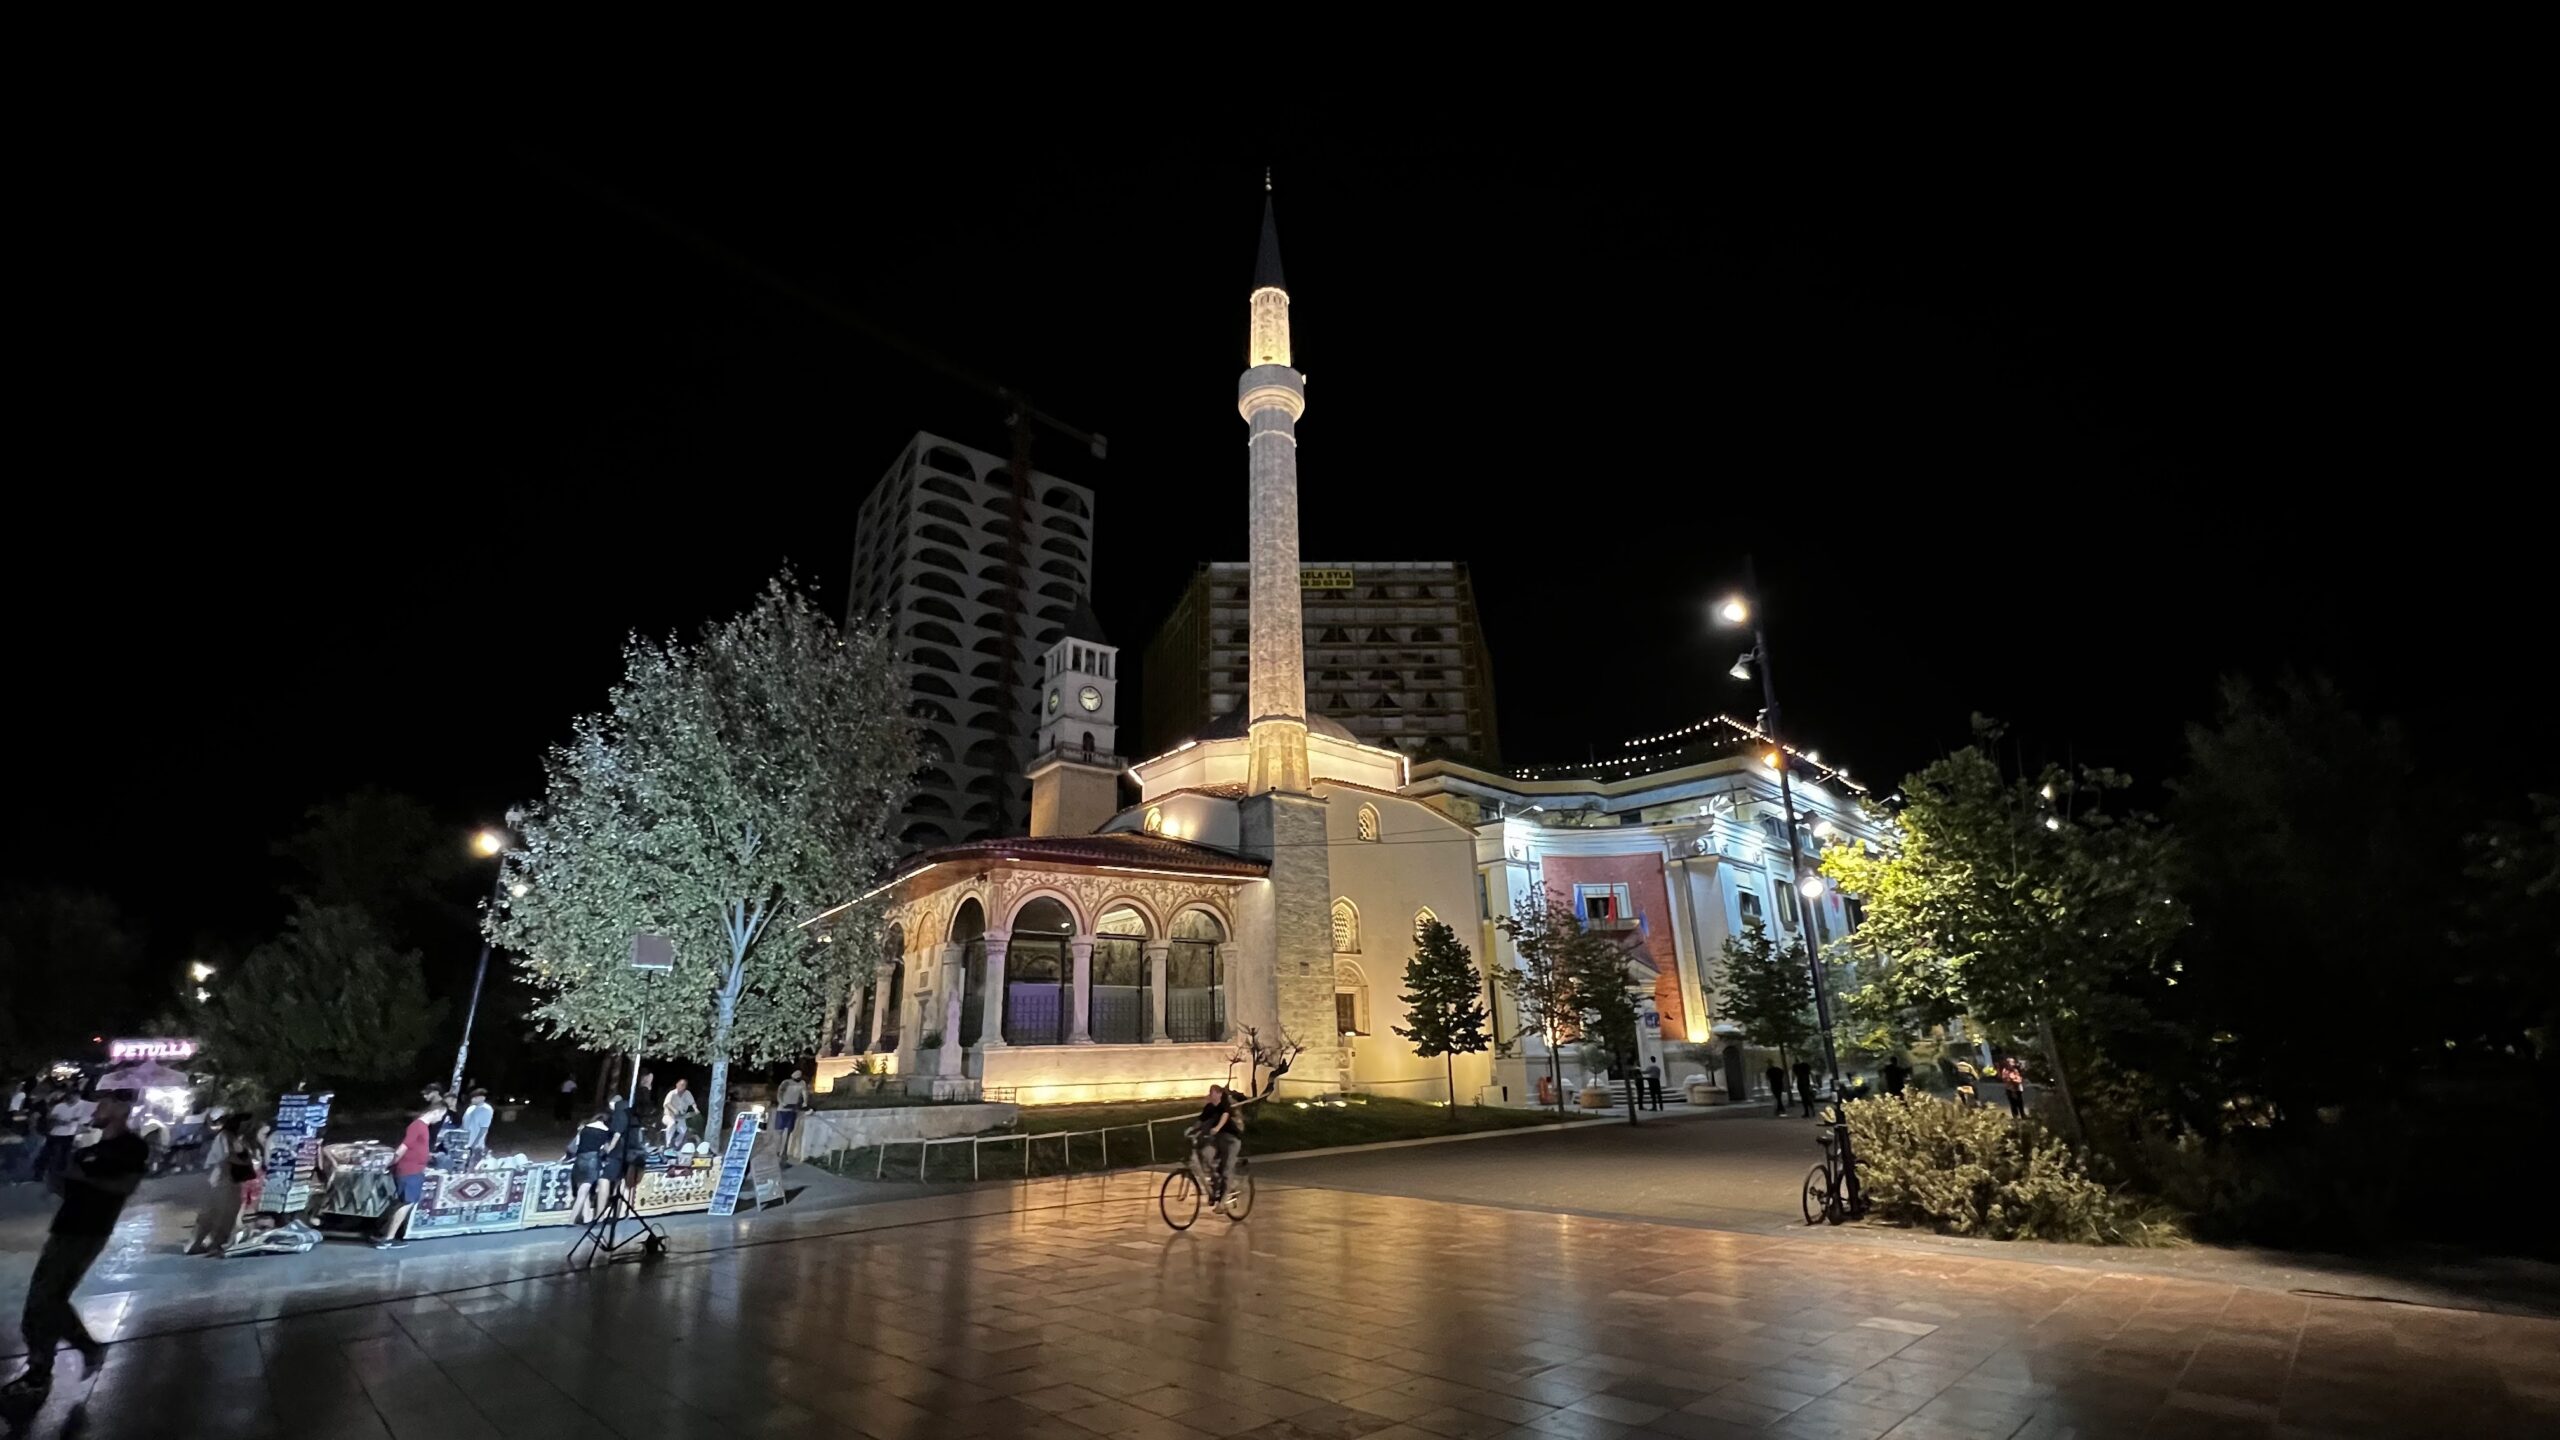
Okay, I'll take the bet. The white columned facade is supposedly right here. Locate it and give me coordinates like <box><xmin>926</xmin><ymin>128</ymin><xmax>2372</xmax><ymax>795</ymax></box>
<box><xmin>1146</xmin><ymin>941</ymin><xmax>1171</xmax><ymax>1043</ymax></box>
<box><xmin>1069</xmin><ymin>936</ymin><xmax>1095</xmax><ymax>1043</ymax></box>
<box><xmin>980</xmin><ymin>932</ymin><xmax>1011</xmax><ymax>1050</ymax></box>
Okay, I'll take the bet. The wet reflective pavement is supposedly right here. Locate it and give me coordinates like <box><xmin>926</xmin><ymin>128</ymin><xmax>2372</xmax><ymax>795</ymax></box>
<box><xmin>4</xmin><ymin>1167</ymin><xmax>2552</xmax><ymax>1439</ymax></box>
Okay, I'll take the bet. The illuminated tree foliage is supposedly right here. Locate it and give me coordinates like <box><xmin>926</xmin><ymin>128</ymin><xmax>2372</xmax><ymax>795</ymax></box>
<box><xmin>1394</xmin><ymin>918</ymin><xmax>1489</xmax><ymax>1109</ymax></box>
<box><xmin>1714</xmin><ymin>919</ymin><xmax>1818</xmax><ymax>1066</ymax></box>
<box><xmin>489</xmin><ymin>576</ymin><xmax>916</xmax><ymax>1137</ymax></box>
<box><xmin>201</xmin><ymin>900</ymin><xmax>440</xmax><ymax>1090</ymax></box>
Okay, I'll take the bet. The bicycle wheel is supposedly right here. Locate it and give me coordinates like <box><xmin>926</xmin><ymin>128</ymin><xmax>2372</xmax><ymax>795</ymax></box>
<box><xmin>1159</xmin><ymin>1169</ymin><xmax>1201</xmax><ymax>1231</ymax></box>
<box><xmin>1801</xmin><ymin>1163</ymin><xmax>1836</xmax><ymax>1226</ymax></box>
<box><xmin>1221</xmin><ymin>1169</ymin><xmax>1254</xmax><ymax>1221</ymax></box>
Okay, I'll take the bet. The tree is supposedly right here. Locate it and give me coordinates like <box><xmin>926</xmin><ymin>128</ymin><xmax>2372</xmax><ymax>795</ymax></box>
<box><xmin>0</xmin><ymin>886</ymin><xmax>154</xmax><ymax>1073</ymax></box>
<box><xmin>1393</xmin><ymin>919</ymin><xmax>1490</xmax><ymax>1109</ymax></box>
<box><xmin>1715</xmin><ymin>919</ymin><xmax>1816</xmax><ymax>1066</ymax></box>
<box><xmin>200</xmin><ymin>900</ymin><xmax>440</xmax><ymax>1090</ymax></box>
<box><xmin>1561</xmin><ymin>928</ymin><xmax>1644</xmax><ymax>1126</ymax></box>
<box><xmin>275</xmin><ymin>788</ymin><xmax>474</xmax><ymax>946</ymax></box>
<box><xmin>1821</xmin><ymin>722</ymin><xmax>2182</xmax><ymax>1138</ymax></box>
<box><xmin>489</xmin><ymin>576</ymin><xmax>915</xmax><ymax>1138</ymax></box>
<box><xmin>1496</xmin><ymin>888</ymin><xmax>1584</xmax><ymax>1115</ymax></box>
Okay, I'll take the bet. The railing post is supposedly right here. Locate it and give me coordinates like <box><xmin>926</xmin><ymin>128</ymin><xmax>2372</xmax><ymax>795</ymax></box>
<box><xmin>1102</xmin><ymin>1127</ymin><xmax>1109</xmax><ymax>1170</ymax></box>
<box><xmin>1148</xmin><ymin>1119</ymin><xmax>1158</xmax><ymax>1165</ymax></box>
<box><xmin>973</xmin><ymin>1136</ymin><xmax>981</xmax><ymax>1183</ymax></box>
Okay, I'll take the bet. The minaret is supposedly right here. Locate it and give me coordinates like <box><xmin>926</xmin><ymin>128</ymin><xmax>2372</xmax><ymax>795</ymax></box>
<box><xmin>1241</xmin><ymin>175</ymin><xmax>1313</xmax><ymax>794</ymax></box>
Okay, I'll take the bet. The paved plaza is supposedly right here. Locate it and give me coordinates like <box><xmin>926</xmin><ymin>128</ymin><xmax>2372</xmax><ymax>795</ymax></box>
<box><xmin>5</xmin><ymin>1140</ymin><xmax>2556</xmax><ymax>1440</ymax></box>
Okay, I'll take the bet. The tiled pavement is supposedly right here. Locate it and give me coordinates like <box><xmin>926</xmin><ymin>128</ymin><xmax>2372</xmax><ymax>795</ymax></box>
<box><xmin>6</xmin><ymin>1170</ymin><xmax>2555</xmax><ymax>1439</ymax></box>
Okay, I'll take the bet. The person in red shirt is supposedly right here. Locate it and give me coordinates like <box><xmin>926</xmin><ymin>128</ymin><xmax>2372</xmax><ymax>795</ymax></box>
<box><xmin>374</xmin><ymin>1099</ymin><xmax>445</xmax><ymax>1251</ymax></box>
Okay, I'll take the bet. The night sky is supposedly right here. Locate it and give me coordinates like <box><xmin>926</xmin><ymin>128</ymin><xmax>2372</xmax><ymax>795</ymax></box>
<box><xmin>15</xmin><ymin>113</ymin><xmax>2542</xmax><ymax>962</ymax></box>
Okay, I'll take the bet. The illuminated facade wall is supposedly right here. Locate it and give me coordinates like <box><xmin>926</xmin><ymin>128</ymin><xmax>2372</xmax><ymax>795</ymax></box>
<box><xmin>848</xmin><ymin>433</ymin><xmax>1095</xmax><ymax>849</ymax></box>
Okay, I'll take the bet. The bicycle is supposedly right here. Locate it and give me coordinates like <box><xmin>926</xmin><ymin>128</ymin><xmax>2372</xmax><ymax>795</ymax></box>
<box><xmin>1160</xmin><ymin>1128</ymin><xmax>1252</xmax><ymax>1230</ymax></box>
<box><xmin>1799</xmin><ymin>1098</ymin><xmax>1866</xmax><ymax>1226</ymax></box>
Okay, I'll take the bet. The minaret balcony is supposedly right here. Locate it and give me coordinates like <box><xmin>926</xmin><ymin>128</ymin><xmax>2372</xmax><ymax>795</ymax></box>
<box><xmin>1237</xmin><ymin>364</ymin><xmax>1306</xmax><ymax>422</ymax></box>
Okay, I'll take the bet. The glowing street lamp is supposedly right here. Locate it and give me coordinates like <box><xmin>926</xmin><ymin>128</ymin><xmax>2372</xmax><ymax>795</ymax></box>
<box><xmin>449</xmin><ymin>809</ymin><xmax>524</xmax><ymax>1099</ymax></box>
<box><xmin>1716</xmin><ymin>557</ymin><xmax>1847</xmax><ymax>1103</ymax></box>
<box><xmin>188</xmin><ymin>961</ymin><xmax>216</xmax><ymax>983</ymax></box>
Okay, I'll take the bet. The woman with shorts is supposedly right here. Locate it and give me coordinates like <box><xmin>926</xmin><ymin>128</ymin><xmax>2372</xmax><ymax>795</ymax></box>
<box><xmin>571</xmin><ymin>1109</ymin><xmax>614</xmax><ymax>1222</ymax></box>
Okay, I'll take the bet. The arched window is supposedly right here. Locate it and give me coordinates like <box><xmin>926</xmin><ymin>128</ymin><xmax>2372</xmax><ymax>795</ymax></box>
<box><xmin>952</xmin><ymin>899</ymin><xmax>986</xmax><ymax>1047</ymax></box>
<box><xmin>909</xmin><ymin>700</ymin><xmax>955</xmax><ymax>724</ymax></box>
<box><xmin>1080</xmin><ymin>731</ymin><xmax>1095</xmax><ymax>760</ymax></box>
<box><xmin>900</xmin><ymin>822</ymin><xmax>950</xmax><ymax>849</ymax></box>
<box><xmin>1093</xmin><ymin>905</ymin><xmax>1151</xmax><ymax>1044</ymax></box>
<box><xmin>1414</xmin><ymin>907</ymin><xmax>1440</xmax><ymax>941</ymax></box>
<box><xmin>1332</xmin><ymin>898</ymin><xmax>1360</xmax><ymax>954</ymax></box>
<box><xmin>905</xmin><ymin>620</ymin><xmax>960</xmax><ymax>645</ymax></box>
<box><xmin>916</xmin><ymin>547</ymin><xmax>966</xmax><ymax>573</ymax></box>
<box><xmin>1040</xmin><ymin>536</ymin><xmax>1088</xmax><ymax>561</ymax></box>
<box><xmin>1042</xmin><ymin>515</ymin><xmax>1089</xmax><ymax>539</ymax></box>
<box><xmin>915</xmin><ymin>572</ymin><xmax>963</xmax><ymax>597</ymax></box>
<box><xmin>1040</xmin><ymin>559</ymin><xmax>1082</xmax><ymax>580</ymax></box>
<box><xmin>923</xmin><ymin>446</ymin><xmax>975</xmax><ymax>477</ymax></box>
<box><xmin>919</xmin><ymin>497</ymin><xmax>969</xmax><ymax>523</ymax></box>
<box><xmin>912</xmin><ymin>766</ymin><xmax>955</xmax><ymax>790</ymax></box>
<box><xmin>1042</xmin><ymin>486</ymin><xmax>1090</xmax><ymax>517</ymax></box>
<box><xmin>916</xmin><ymin>731</ymin><xmax>952</xmax><ymax>763</ymax></box>
<box><xmin>1038</xmin><ymin>581</ymin><xmax>1079</xmax><ymax>601</ymax></box>
<box><xmin>962</xmin><ymin>801</ymin><xmax>999</xmax><ymax>823</ymax></box>
<box><xmin>1166</xmin><ymin>909</ymin><xmax>1227</xmax><ymax>1043</ymax></box>
<box><xmin>911</xmin><ymin>673</ymin><xmax>957</xmax><ymax>698</ymax></box>
<box><xmin>1144</xmin><ymin>806</ymin><xmax>1164</xmax><ymax>834</ymax></box>
<box><xmin>1005</xmin><ymin>898</ymin><xmax>1074</xmax><ymax>1045</ymax></box>
<box><xmin>1335</xmin><ymin>961</ymin><xmax>1370</xmax><ymax>1037</ymax></box>
<box><xmin>963</xmin><ymin>738</ymin><xmax>1010</xmax><ymax>769</ymax></box>
<box><xmin>909</xmin><ymin>794</ymin><xmax>953</xmax><ymax>817</ymax></box>
<box><xmin>1355</xmin><ymin>804</ymin><xmax>1380</xmax><ymax>842</ymax></box>
<box><xmin>917</xmin><ymin>523</ymin><xmax>968</xmax><ymax>548</ymax></box>
<box><xmin>909</xmin><ymin>646</ymin><xmax>958</xmax><ymax>673</ymax></box>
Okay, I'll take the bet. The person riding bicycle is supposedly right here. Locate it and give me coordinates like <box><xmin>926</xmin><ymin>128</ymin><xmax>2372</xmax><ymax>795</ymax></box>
<box><xmin>1192</xmin><ymin>1084</ymin><xmax>1243</xmax><ymax>1202</ymax></box>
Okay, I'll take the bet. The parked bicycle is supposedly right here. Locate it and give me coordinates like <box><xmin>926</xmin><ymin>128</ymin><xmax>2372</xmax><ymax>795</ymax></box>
<box><xmin>1800</xmin><ymin>1097</ymin><xmax>1866</xmax><ymax>1226</ymax></box>
<box><xmin>1160</xmin><ymin>1125</ymin><xmax>1253</xmax><ymax>1230</ymax></box>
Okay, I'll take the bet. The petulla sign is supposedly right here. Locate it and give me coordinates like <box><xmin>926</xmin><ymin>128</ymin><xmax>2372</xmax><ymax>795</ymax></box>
<box><xmin>109</xmin><ymin>1037</ymin><xmax>198</xmax><ymax>1062</ymax></box>
<box><xmin>1300</xmin><ymin>568</ymin><xmax>1355</xmax><ymax>591</ymax></box>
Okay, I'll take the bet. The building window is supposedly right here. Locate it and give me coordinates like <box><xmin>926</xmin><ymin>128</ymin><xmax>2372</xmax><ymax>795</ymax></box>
<box><xmin>952</xmin><ymin>899</ymin><xmax>987</xmax><ymax>1047</ymax></box>
<box><xmin>1334</xmin><ymin>962</ymin><xmax>1370</xmax><ymax>1036</ymax></box>
<box><xmin>1166</xmin><ymin>909</ymin><xmax>1227</xmax><ymax>1043</ymax></box>
<box><xmin>1003</xmin><ymin>898</ymin><xmax>1074</xmax><ymax>1046</ymax></box>
<box><xmin>1773</xmin><ymin>883</ymin><xmax>1800</xmax><ymax>929</ymax></box>
<box><xmin>1842</xmin><ymin>895</ymin><xmax>1866</xmax><ymax>932</ymax></box>
<box><xmin>1355</xmin><ymin>803</ymin><xmax>1380</xmax><ymax>842</ymax></box>
<box><xmin>1477</xmin><ymin>871</ymin><xmax>1494</xmax><ymax>919</ymax></box>
<box><xmin>1144</xmin><ymin>807</ymin><xmax>1164</xmax><ymax>835</ymax></box>
<box><xmin>1574</xmin><ymin>883</ymin><xmax>1634</xmax><ymax>925</ymax></box>
<box><xmin>1738</xmin><ymin>890</ymin><xmax>1764</xmax><ymax>928</ymax></box>
<box><xmin>1414</xmin><ymin>906</ymin><xmax>1439</xmax><ymax>941</ymax></box>
<box><xmin>1331</xmin><ymin>898</ymin><xmax>1360</xmax><ymax>954</ymax></box>
<box><xmin>1093</xmin><ymin>906</ymin><xmax>1151</xmax><ymax>1044</ymax></box>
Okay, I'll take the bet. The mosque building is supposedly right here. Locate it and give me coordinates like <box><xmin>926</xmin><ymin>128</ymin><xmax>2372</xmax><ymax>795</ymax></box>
<box><xmin>812</xmin><ymin>189</ymin><xmax>1892</xmax><ymax>1107</ymax></box>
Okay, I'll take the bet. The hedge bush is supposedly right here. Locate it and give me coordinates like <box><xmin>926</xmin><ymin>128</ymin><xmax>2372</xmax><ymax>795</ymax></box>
<box><xmin>1844</xmin><ymin>1091</ymin><xmax>2181</xmax><ymax>1245</ymax></box>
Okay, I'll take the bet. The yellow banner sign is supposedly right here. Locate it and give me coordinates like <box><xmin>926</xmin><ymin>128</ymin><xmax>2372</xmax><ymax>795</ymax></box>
<box><xmin>1300</xmin><ymin>568</ymin><xmax>1355</xmax><ymax>591</ymax></box>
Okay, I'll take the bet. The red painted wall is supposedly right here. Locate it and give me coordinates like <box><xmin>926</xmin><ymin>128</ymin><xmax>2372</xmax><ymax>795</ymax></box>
<box><xmin>1537</xmin><ymin>853</ymin><xmax>1686</xmax><ymax>1040</ymax></box>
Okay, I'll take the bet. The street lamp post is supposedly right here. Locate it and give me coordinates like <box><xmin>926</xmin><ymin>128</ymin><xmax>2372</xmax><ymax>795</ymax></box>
<box><xmin>1722</xmin><ymin>557</ymin><xmax>1847</xmax><ymax>1102</ymax></box>
<box><xmin>447</xmin><ymin>813</ymin><xmax>521</xmax><ymax>1100</ymax></box>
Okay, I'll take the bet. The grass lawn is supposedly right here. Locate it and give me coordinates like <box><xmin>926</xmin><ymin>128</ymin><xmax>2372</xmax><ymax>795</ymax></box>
<box><xmin>811</xmin><ymin>1095</ymin><xmax>1568</xmax><ymax>1185</ymax></box>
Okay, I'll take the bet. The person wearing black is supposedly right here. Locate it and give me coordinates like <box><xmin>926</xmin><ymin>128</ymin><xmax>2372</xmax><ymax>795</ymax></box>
<box><xmin>615</xmin><ymin>1095</ymin><xmax>649</xmax><ymax>1207</ymax></box>
<box><xmin>1192</xmin><ymin>1085</ymin><xmax>1242</xmax><ymax>1201</ymax></box>
<box><xmin>1792</xmin><ymin>1060</ymin><xmax>1816</xmax><ymax>1117</ymax></box>
<box><xmin>1764</xmin><ymin>1063</ymin><xmax>1788</xmax><ymax>1117</ymax></box>
<box><xmin>1882</xmin><ymin>1057</ymin><xmax>1912</xmax><ymax>1098</ymax></box>
<box><xmin>6</xmin><ymin>1097</ymin><xmax>146</xmax><ymax>1398</ymax></box>
<box><xmin>572</xmin><ymin>1108</ymin><xmax>615</xmax><ymax>1223</ymax></box>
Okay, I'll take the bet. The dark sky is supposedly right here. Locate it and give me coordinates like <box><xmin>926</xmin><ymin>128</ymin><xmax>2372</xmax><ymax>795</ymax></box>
<box><xmin>15</xmin><ymin>110</ymin><xmax>2543</xmax><ymax>959</ymax></box>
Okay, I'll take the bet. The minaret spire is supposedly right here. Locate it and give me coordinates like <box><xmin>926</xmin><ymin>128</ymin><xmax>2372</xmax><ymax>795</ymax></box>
<box><xmin>1240</xmin><ymin>180</ymin><xmax>1311</xmax><ymax>794</ymax></box>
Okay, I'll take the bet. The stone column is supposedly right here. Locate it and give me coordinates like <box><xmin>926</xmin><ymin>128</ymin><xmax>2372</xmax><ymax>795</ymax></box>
<box><xmin>1069</xmin><ymin>936</ymin><xmax>1095</xmax><ymax>1043</ymax></box>
<box><xmin>980</xmin><ymin>932</ymin><xmax>1010</xmax><ymax>1049</ymax></box>
<box><xmin>1146</xmin><ymin>942</ymin><xmax>1171</xmax><ymax>1043</ymax></box>
<box><xmin>866</xmin><ymin>967</ymin><xmax>891</xmax><ymax>1051</ymax></box>
<box><xmin>936</xmin><ymin>944</ymin><xmax>965</xmax><ymax>1078</ymax></box>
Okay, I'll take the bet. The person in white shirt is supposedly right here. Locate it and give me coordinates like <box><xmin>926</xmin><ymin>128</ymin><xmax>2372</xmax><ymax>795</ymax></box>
<box><xmin>773</xmin><ymin>1070</ymin><xmax>809</xmax><ymax>1163</ymax></box>
<box><xmin>660</xmin><ymin>1079</ymin><xmax>697</xmax><ymax>1147</ymax></box>
<box><xmin>460</xmin><ymin>1090</ymin><xmax>495</xmax><ymax>1165</ymax></box>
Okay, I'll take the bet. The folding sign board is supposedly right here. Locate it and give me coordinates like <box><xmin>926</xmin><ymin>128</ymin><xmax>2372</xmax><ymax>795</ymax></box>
<box><xmin>630</xmin><ymin>934</ymin><xmax>675</xmax><ymax>972</ymax></box>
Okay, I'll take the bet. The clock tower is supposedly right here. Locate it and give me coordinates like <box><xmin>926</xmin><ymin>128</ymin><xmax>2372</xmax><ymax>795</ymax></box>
<box><xmin>1026</xmin><ymin>597</ymin><xmax>1122</xmax><ymax>838</ymax></box>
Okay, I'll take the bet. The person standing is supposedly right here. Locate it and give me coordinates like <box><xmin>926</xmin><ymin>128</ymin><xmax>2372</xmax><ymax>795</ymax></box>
<box><xmin>1641</xmin><ymin>1059</ymin><xmax>1664</xmax><ymax>1112</ymax></box>
<box><xmin>554</xmin><ymin>1075</ymin><xmax>578</xmax><ymax>1123</ymax></box>
<box><xmin>460</xmin><ymin>1090</ymin><xmax>494</xmax><ymax>1166</ymax></box>
<box><xmin>1764</xmin><ymin>1062</ymin><xmax>1788</xmax><ymax>1117</ymax></box>
<box><xmin>187</xmin><ymin>1114</ymin><xmax>255</xmax><ymax>1256</ymax></box>
<box><xmin>1882</xmin><ymin>1056</ymin><xmax>1912</xmax><ymax>1098</ymax></box>
<box><xmin>571</xmin><ymin>1108</ymin><xmax>614</xmax><ymax>1224</ymax></box>
<box><xmin>773</xmin><ymin>1070</ymin><xmax>808</xmax><ymax>1164</ymax></box>
<box><xmin>5</xmin><ymin>1097</ymin><xmax>146</xmax><ymax>1397</ymax></box>
<box><xmin>632</xmin><ymin>1071</ymin><xmax>657</xmax><ymax>1137</ymax></box>
<box><xmin>375</xmin><ymin>1099</ymin><xmax>445</xmax><ymax>1251</ymax></box>
<box><xmin>34</xmin><ymin>1091</ymin><xmax>84</xmax><ymax>1187</ymax></box>
<box><xmin>1792</xmin><ymin>1059</ymin><xmax>1816</xmax><ymax>1117</ymax></box>
<box><xmin>660</xmin><ymin>1079</ymin><xmax>697</xmax><ymax>1148</ymax></box>
<box><xmin>1998</xmin><ymin>1055</ymin><xmax>2027</xmax><ymax>1118</ymax></box>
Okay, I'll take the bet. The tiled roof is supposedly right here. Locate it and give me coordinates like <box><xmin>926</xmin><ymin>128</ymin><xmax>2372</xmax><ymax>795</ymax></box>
<box><xmin>892</xmin><ymin>832</ymin><xmax>1266</xmax><ymax>882</ymax></box>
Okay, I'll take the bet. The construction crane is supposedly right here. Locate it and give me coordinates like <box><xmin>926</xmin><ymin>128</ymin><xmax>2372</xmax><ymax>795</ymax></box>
<box><xmin>526</xmin><ymin>155</ymin><xmax>1107</xmax><ymax>831</ymax></box>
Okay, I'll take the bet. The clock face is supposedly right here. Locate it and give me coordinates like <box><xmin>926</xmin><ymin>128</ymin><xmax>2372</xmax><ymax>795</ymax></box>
<box><xmin>1047</xmin><ymin>690</ymin><xmax>1060</xmax><ymax>714</ymax></box>
<box><xmin>1078</xmin><ymin>685</ymin><xmax>1103</xmax><ymax>712</ymax></box>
